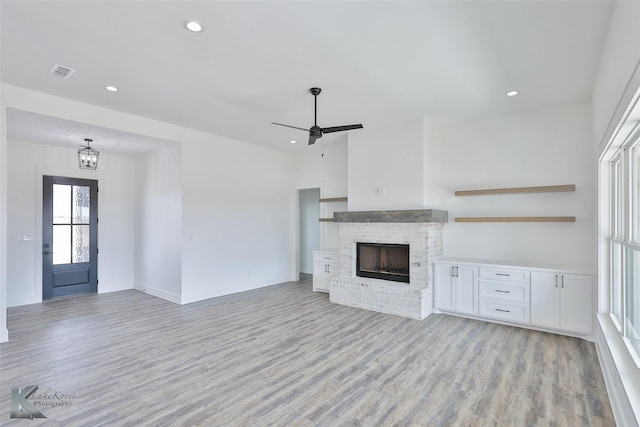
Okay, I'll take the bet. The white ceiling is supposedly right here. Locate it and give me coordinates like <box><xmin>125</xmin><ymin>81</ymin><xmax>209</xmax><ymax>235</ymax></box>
<box><xmin>7</xmin><ymin>108</ymin><xmax>177</xmax><ymax>155</ymax></box>
<box><xmin>1</xmin><ymin>1</ymin><xmax>614</xmax><ymax>154</ymax></box>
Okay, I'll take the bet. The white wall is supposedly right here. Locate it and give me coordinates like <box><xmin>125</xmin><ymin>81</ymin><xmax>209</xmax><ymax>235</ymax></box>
<box><xmin>424</xmin><ymin>101</ymin><xmax>595</xmax><ymax>269</ymax></box>
<box><xmin>180</xmin><ymin>138</ymin><xmax>292</xmax><ymax>303</ymax></box>
<box><xmin>292</xmin><ymin>141</ymin><xmax>348</xmax><ymax>251</ymax></box>
<box><xmin>299</xmin><ymin>188</ymin><xmax>320</xmax><ymax>274</ymax></box>
<box><xmin>134</xmin><ymin>145</ymin><xmax>182</xmax><ymax>303</ymax></box>
<box><xmin>347</xmin><ymin>119</ymin><xmax>424</xmax><ymax>211</ymax></box>
<box><xmin>592</xmin><ymin>1</ymin><xmax>640</xmax><ymax>150</ymax></box>
<box><xmin>1</xmin><ymin>85</ymin><xmax>295</xmax><ymax>310</ymax></box>
<box><xmin>7</xmin><ymin>139</ymin><xmax>135</xmax><ymax>306</ymax></box>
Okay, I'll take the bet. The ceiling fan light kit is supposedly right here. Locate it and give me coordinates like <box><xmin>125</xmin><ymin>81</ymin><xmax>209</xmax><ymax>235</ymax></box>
<box><xmin>272</xmin><ymin>87</ymin><xmax>363</xmax><ymax>145</ymax></box>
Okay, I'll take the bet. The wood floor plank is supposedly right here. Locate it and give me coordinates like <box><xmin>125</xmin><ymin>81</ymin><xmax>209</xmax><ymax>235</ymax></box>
<box><xmin>0</xmin><ymin>278</ymin><xmax>615</xmax><ymax>426</ymax></box>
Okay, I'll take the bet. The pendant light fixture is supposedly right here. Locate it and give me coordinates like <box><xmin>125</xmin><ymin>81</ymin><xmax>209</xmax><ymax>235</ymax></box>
<box><xmin>78</xmin><ymin>138</ymin><xmax>99</xmax><ymax>170</ymax></box>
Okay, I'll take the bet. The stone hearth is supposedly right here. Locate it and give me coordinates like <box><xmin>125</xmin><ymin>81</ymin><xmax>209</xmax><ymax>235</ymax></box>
<box><xmin>329</xmin><ymin>210</ymin><xmax>446</xmax><ymax>320</ymax></box>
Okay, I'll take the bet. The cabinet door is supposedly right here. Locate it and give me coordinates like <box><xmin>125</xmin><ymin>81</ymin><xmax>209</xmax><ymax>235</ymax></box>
<box><xmin>560</xmin><ymin>274</ymin><xmax>593</xmax><ymax>334</ymax></box>
<box><xmin>456</xmin><ymin>265</ymin><xmax>478</xmax><ymax>315</ymax></box>
<box><xmin>313</xmin><ymin>261</ymin><xmax>329</xmax><ymax>292</ymax></box>
<box><xmin>434</xmin><ymin>263</ymin><xmax>455</xmax><ymax>311</ymax></box>
<box><xmin>326</xmin><ymin>262</ymin><xmax>339</xmax><ymax>277</ymax></box>
<box><xmin>530</xmin><ymin>272</ymin><xmax>560</xmax><ymax>329</ymax></box>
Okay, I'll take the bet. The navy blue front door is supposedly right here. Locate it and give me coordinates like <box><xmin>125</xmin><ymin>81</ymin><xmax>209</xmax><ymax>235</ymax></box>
<box><xmin>42</xmin><ymin>176</ymin><xmax>98</xmax><ymax>299</ymax></box>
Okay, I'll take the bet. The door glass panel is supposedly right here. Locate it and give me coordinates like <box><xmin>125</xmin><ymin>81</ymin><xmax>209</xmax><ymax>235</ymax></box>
<box><xmin>53</xmin><ymin>184</ymin><xmax>71</xmax><ymax>224</ymax></box>
<box><xmin>53</xmin><ymin>224</ymin><xmax>71</xmax><ymax>265</ymax></box>
<box><xmin>73</xmin><ymin>185</ymin><xmax>90</xmax><ymax>223</ymax></box>
<box><xmin>72</xmin><ymin>225</ymin><xmax>90</xmax><ymax>263</ymax></box>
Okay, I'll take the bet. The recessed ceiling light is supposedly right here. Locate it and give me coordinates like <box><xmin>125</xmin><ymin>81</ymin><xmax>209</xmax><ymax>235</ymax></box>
<box><xmin>106</xmin><ymin>86</ymin><xmax>118</xmax><ymax>92</ymax></box>
<box><xmin>184</xmin><ymin>20</ymin><xmax>203</xmax><ymax>32</ymax></box>
<box><xmin>506</xmin><ymin>90</ymin><xmax>519</xmax><ymax>97</ymax></box>
<box><xmin>290</xmin><ymin>140</ymin><xmax>297</xmax><ymax>144</ymax></box>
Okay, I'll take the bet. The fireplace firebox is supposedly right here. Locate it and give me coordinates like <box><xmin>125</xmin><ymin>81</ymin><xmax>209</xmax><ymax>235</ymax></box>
<box><xmin>356</xmin><ymin>243</ymin><xmax>410</xmax><ymax>283</ymax></box>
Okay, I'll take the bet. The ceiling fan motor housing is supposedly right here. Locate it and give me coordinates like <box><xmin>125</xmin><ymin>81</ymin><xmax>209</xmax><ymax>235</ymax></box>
<box><xmin>310</xmin><ymin>125</ymin><xmax>323</xmax><ymax>137</ymax></box>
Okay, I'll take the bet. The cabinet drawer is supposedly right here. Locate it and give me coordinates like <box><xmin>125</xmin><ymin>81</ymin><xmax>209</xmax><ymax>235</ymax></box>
<box><xmin>479</xmin><ymin>280</ymin><xmax>529</xmax><ymax>303</ymax></box>
<box><xmin>479</xmin><ymin>267</ymin><xmax>529</xmax><ymax>283</ymax></box>
<box><xmin>479</xmin><ymin>300</ymin><xmax>530</xmax><ymax>324</ymax></box>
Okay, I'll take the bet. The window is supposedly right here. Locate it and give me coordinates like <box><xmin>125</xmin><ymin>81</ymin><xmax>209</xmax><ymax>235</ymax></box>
<box><xmin>625</xmin><ymin>247</ymin><xmax>640</xmax><ymax>356</ymax></box>
<box><xmin>608</xmin><ymin>137</ymin><xmax>640</xmax><ymax>362</ymax></box>
<box><xmin>611</xmin><ymin>157</ymin><xmax>624</xmax><ymax>328</ymax></box>
<box><xmin>632</xmin><ymin>141</ymin><xmax>640</xmax><ymax>243</ymax></box>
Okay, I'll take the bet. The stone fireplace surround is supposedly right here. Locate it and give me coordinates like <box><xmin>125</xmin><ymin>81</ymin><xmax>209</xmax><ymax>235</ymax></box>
<box><xmin>328</xmin><ymin>210</ymin><xmax>447</xmax><ymax>320</ymax></box>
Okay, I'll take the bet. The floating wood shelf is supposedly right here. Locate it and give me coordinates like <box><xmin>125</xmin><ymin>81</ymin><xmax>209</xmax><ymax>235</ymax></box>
<box><xmin>319</xmin><ymin>218</ymin><xmax>335</xmax><ymax>222</ymax></box>
<box><xmin>319</xmin><ymin>197</ymin><xmax>348</xmax><ymax>202</ymax></box>
<box><xmin>455</xmin><ymin>216</ymin><xmax>576</xmax><ymax>223</ymax></box>
<box><xmin>455</xmin><ymin>184</ymin><xmax>576</xmax><ymax>197</ymax></box>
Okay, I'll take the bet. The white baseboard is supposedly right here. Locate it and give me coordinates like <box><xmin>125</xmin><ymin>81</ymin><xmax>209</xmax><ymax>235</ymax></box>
<box><xmin>0</xmin><ymin>327</ymin><xmax>8</xmax><ymax>343</ymax></box>
<box><xmin>135</xmin><ymin>284</ymin><xmax>181</xmax><ymax>305</ymax></box>
<box><xmin>98</xmin><ymin>281</ymin><xmax>134</xmax><ymax>294</ymax></box>
<box><xmin>595</xmin><ymin>314</ymin><xmax>639</xmax><ymax>427</ymax></box>
<box><xmin>181</xmin><ymin>275</ymin><xmax>291</xmax><ymax>305</ymax></box>
<box><xmin>7</xmin><ymin>295</ymin><xmax>41</xmax><ymax>307</ymax></box>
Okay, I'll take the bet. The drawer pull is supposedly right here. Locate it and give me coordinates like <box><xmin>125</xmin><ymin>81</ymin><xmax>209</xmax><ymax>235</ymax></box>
<box><xmin>496</xmin><ymin>273</ymin><xmax>511</xmax><ymax>276</ymax></box>
<box><xmin>495</xmin><ymin>308</ymin><xmax>511</xmax><ymax>313</ymax></box>
<box><xmin>495</xmin><ymin>290</ymin><xmax>510</xmax><ymax>293</ymax></box>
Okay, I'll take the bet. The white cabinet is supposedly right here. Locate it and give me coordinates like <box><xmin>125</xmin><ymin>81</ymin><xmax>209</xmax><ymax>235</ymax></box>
<box><xmin>477</xmin><ymin>266</ymin><xmax>530</xmax><ymax>324</ymax></box>
<box><xmin>434</xmin><ymin>258</ymin><xmax>595</xmax><ymax>338</ymax></box>
<box><xmin>312</xmin><ymin>251</ymin><xmax>339</xmax><ymax>293</ymax></box>
<box><xmin>434</xmin><ymin>263</ymin><xmax>478</xmax><ymax>315</ymax></box>
<box><xmin>530</xmin><ymin>272</ymin><xmax>593</xmax><ymax>334</ymax></box>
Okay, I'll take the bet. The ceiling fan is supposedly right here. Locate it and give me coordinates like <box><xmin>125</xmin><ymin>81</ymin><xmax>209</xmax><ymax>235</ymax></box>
<box><xmin>272</xmin><ymin>87</ymin><xmax>363</xmax><ymax>145</ymax></box>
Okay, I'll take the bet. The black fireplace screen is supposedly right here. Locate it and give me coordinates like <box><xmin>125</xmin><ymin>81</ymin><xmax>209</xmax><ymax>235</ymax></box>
<box><xmin>356</xmin><ymin>243</ymin><xmax>410</xmax><ymax>283</ymax></box>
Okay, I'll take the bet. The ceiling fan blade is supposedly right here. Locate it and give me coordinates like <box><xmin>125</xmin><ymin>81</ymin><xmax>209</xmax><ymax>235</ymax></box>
<box><xmin>321</xmin><ymin>124</ymin><xmax>364</xmax><ymax>134</ymax></box>
<box><xmin>271</xmin><ymin>122</ymin><xmax>309</xmax><ymax>132</ymax></box>
<box><xmin>308</xmin><ymin>134</ymin><xmax>320</xmax><ymax>145</ymax></box>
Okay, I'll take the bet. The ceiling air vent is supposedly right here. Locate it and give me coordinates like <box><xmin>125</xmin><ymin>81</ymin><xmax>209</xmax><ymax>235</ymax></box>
<box><xmin>48</xmin><ymin>64</ymin><xmax>76</xmax><ymax>79</ymax></box>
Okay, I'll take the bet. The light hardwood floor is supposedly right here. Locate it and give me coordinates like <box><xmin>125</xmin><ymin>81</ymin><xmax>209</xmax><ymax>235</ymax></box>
<box><xmin>0</xmin><ymin>278</ymin><xmax>614</xmax><ymax>426</ymax></box>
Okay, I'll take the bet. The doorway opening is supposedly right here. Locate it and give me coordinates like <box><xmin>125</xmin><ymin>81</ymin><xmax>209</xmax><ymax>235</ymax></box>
<box><xmin>42</xmin><ymin>176</ymin><xmax>98</xmax><ymax>299</ymax></box>
<box><xmin>299</xmin><ymin>188</ymin><xmax>321</xmax><ymax>280</ymax></box>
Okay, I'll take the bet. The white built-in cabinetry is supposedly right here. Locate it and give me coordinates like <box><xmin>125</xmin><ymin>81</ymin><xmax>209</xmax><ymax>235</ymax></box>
<box><xmin>312</xmin><ymin>251</ymin><xmax>339</xmax><ymax>293</ymax></box>
<box><xmin>530</xmin><ymin>272</ymin><xmax>593</xmax><ymax>335</ymax></box>
<box><xmin>477</xmin><ymin>265</ymin><xmax>531</xmax><ymax>324</ymax></box>
<box><xmin>434</xmin><ymin>258</ymin><xmax>594</xmax><ymax>337</ymax></box>
<box><xmin>434</xmin><ymin>263</ymin><xmax>478</xmax><ymax>315</ymax></box>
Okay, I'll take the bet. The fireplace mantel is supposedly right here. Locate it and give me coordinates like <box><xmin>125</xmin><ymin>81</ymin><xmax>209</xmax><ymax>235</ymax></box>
<box><xmin>333</xmin><ymin>209</ymin><xmax>448</xmax><ymax>223</ymax></box>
